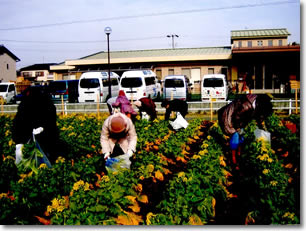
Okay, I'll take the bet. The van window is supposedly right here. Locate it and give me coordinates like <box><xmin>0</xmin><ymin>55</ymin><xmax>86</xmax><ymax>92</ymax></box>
<box><xmin>121</xmin><ymin>77</ymin><xmax>142</xmax><ymax>88</ymax></box>
<box><xmin>165</xmin><ymin>79</ymin><xmax>185</xmax><ymax>88</ymax></box>
<box><xmin>145</xmin><ymin>77</ymin><xmax>155</xmax><ymax>86</ymax></box>
<box><xmin>203</xmin><ymin>78</ymin><xmax>224</xmax><ymax>87</ymax></box>
<box><xmin>8</xmin><ymin>84</ymin><xmax>15</xmax><ymax>92</ymax></box>
<box><xmin>49</xmin><ymin>81</ymin><xmax>67</xmax><ymax>92</ymax></box>
<box><xmin>80</xmin><ymin>78</ymin><xmax>100</xmax><ymax>88</ymax></box>
<box><xmin>0</xmin><ymin>85</ymin><xmax>8</xmax><ymax>92</ymax></box>
<box><xmin>111</xmin><ymin>78</ymin><xmax>118</xmax><ymax>86</ymax></box>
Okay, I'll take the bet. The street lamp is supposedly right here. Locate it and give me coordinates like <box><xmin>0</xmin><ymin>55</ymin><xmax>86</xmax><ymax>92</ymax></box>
<box><xmin>104</xmin><ymin>26</ymin><xmax>112</xmax><ymax>99</ymax></box>
<box><xmin>167</xmin><ymin>34</ymin><xmax>179</xmax><ymax>49</ymax></box>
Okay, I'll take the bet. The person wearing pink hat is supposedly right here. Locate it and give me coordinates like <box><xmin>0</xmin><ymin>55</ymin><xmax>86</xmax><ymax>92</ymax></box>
<box><xmin>112</xmin><ymin>90</ymin><xmax>137</xmax><ymax>120</ymax></box>
<box><xmin>100</xmin><ymin>112</ymin><xmax>137</xmax><ymax>167</ymax></box>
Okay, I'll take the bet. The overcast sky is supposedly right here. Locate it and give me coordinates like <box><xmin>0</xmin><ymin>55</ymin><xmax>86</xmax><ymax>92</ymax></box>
<box><xmin>0</xmin><ymin>0</ymin><xmax>301</xmax><ymax>69</ymax></box>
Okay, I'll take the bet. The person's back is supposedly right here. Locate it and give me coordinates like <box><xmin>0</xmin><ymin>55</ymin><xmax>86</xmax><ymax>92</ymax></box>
<box><xmin>162</xmin><ymin>99</ymin><xmax>188</xmax><ymax>120</ymax></box>
<box><xmin>12</xmin><ymin>87</ymin><xmax>59</xmax><ymax>162</ymax></box>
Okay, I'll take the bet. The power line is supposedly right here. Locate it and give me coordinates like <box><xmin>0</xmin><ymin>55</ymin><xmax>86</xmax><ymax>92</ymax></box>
<box><xmin>0</xmin><ymin>0</ymin><xmax>297</xmax><ymax>31</ymax></box>
<box><xmin>0</xmin><ymin>36</ymin><xmax>166</xmax><ymax>44</ymax></box>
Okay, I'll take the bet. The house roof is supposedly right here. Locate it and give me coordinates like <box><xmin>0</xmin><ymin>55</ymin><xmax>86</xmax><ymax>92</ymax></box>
<box><xmin>80</xmin><ymin>47</ymin><xmax>232</xmax><ymax>60</ymax></box>
<box><xmin>231</xmin><ymin>28</ymin><xmax>290</xmax><ymax>39</ymax></box>
<box><xmin>0</xmin><ymin>45</ymin><xmax>20</xmax><ymax>61</ymax></box>
<box><xmin>19</xmin><ymin>63</ymin><xmax>58</xmax><ymax>71</ymax></box>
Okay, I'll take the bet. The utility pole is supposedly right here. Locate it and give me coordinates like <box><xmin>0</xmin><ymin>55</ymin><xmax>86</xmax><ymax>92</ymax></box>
<box><xmin>167</xmin><ymin>34</ymin><xmax>179</xmax><ymax>49</ymax></box>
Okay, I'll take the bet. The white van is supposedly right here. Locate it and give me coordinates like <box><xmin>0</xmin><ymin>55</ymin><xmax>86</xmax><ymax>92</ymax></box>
<box><xmin>163</xmin><ymin>75</ymin><xmax>191</xmax><ymax>101</ymax></box>
<box><xmin>0</xmin><ymin>82</ymin><xmax>16</xmax><ymax>104</ymax></box>
<box><xmin>119</xmin><ymin>70</ymin><xmax>161</xmax><ymax>101</ymax></box>
<box><xmin>78</xmin><ymin>71</ymin><xmax>120</xmax><ymax>103</ymax></box>
<box><xmin>201</xmin><ymin>74</ymin><xmax>228</xmax><ymax>101</ymax></box>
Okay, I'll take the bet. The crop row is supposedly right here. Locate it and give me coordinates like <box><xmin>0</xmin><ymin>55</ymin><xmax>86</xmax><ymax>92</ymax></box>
<box><xmin>0</xmin><ymin>113</ymin><xmax>300</xmax><ymax>225</ymax></box>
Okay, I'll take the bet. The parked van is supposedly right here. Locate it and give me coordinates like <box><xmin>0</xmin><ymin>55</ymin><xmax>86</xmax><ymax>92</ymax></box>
<box><xmin>0</xmin><ymin>82</ymin><xmax>16</xmax><ymax>104</ymax></box>
<box><xmin>78</xmin><ymin>71</ymin><xmax>120</xmax><ymax>103</ymax></box>
<box><xmin>119</xmin><ymin>70</ymin><xmax>161</xmax><ymax>101</ymax></box>
<box><xmin>163</xmin><ymin>75</ymin><xmax>191</xmax><ymax>101</ymax></box>
<box><xmin>49</xmin><ymin>80</ymin><xmax>79</xmax><ymax>103</ymax></box>
<box><xmin>201</xmin><ymin>74</ymin><xmax>228</xmax><ymax>101</ymax></box>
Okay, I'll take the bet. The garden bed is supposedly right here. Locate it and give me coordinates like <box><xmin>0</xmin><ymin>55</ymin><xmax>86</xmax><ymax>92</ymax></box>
<box><xmin>0</xmin><ymin>113</ymin><xmax>300</xmax><ymax>225</ymax></box>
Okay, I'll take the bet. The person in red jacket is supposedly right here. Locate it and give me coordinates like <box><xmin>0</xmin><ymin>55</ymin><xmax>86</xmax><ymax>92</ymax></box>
<box><xmin>134</xmin><ymin>97</ymin><xmax>157</xmax><ymax>121</ymax></box>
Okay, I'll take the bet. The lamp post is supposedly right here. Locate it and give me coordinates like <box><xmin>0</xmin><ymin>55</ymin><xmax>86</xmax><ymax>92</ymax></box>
<box><xmin>167</xmin><ymin>34</ymin><xmax>179</xmax><ymax>49</ymax></box>
<box><xmin>104</xmin><ymin>26</ymin><xmax>112</xmax><ymax>99</ymax></box>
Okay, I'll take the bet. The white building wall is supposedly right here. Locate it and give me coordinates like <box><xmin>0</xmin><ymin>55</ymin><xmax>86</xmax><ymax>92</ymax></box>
<box><xmin>0</xmin><ymin>53</ymin><xmax>17</xmax><ymax>82</ymax></box>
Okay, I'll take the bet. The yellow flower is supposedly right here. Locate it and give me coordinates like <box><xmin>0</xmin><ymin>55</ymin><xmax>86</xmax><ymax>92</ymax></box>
<box><xmin>84</xmin><ymin>182</ymin><xmax>90</xmax><ymax>191</ymax></box>
<box><xmin>270</xmin><ymin>181</ymin><xmax>278</xmax><ymax>186</ymax></box>
<box><xmin>47</xmin><ymin>205</ymin><xmax>53</xmax><ymax>214</ymax></box>
<box><xmin>192</xmin><ymin>155</ymin><xmax>201</xmax><ymax>160</ymax></box>
<box><xmin>0</xmin><ymin>193</ymin><xmax>7</xmax><ymax>199</ymax></box>
<box><xmin>72</xmin><ymin>180</ymin><xmax>85</xmax><ymax>191</ymax></box>
<box><xmin>178</xmin><ymin>172</ymin><xmax>185</xmax><ymax>178</ymax></box>
<box><xmin>39</xmin><ymin>163</ymin><xmax>47</xmax><ymax>169</ymax></box>
<box><xmin>202</xmin><ymin>143</ymin><xmax>209</xmax><ymax>149</ymax></box>
<box><xmin>102</xmin><ymin>175</ymin><xmax>110</xmax><ymax>182</ymax></box>
<box><xmin>153</xmin><ymin>118</ymin><xmax>159</xmax><ymax>123</ymax></box>
<box><xmin>56</xmin><ymin>156</ymin><xmax>66</xmax><ymax>163</ymax></box>
<box><xmin>262</xmin><ymin>169</ymin><xmax>269</xmax><ymax>175</ymax></box>
<box><xmin>267</xmin><ymin>158</ymin><xmax>273</xmax><ymax>163</ymax></box>
<box><xmin>147</xmin><ymin>164</ymin><xmax>154</xmax><ymax>173</ymax></box>
<box><xmin>57</xmin><ymin>206</ymin><xmax>65</xmax><ymax>212</ymax></box>
<box><xmin>207</xmin><ymin>135</ymin><xmax>212</xmax><ymax>140</ymax></box>
<box><xmin>51</xmin><ymin>198</ymin><xmax>60</xmax><ymax>208</ymax></box>
<box><xmin>8</xmin><ymin>139</ymin><xmax>14</xmax><ymax>147</ymax></box>
<box><xmin>199</xmin><ymin>149</ymin><xmax>208</xmax><ymax>156</ymax></box>
<box><xmin>183</xmin><ymin>177</ymin><xmax>188</xmax><ymax>182</ymax></box>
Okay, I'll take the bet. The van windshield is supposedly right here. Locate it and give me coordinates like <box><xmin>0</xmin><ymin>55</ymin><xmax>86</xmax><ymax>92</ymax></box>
<box><xmin>121</xmin><ymin>77</ymin><xmax>142</xmax><ymax>88</ymax></box>
<box><xmin>165</xmin><ymin>79</ymin><xmax>184</xmax><ymax>88</ymax></box>
<box><xmin>0</xmin><ymin>85</ymin><xmax>8</xmax><ymax>92</ymax></box>
<box><xmin>49</xmin><ymin>81</ymin><xmax>67</xmax><ymax>92</ymax></box>
<box><xmin>80</xmin><ymin>78</ymin><xmax>100</xmax><ymax>88</ymax></box>
<box><xmin>203</xmin><ymin>78</ymin><xmax>224</xmax><ymax>88</ymax></box>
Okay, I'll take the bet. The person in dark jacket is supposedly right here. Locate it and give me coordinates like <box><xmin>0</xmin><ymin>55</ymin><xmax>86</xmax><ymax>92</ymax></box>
<box><xmin>12</xmin><ymin>86</ymin><xmax>60</xmax><ymax>164</ymax></box>
<box><xmin>218</xmin><ymin>94</ymin><xmax>273</xmax><ymax>166</ymax></box>
<box><xmin>161</xmin><ymin>99</ymin><xmax>188</xmax><ymax>121</ymax></box>
<box><xmin>134</xmin><ymin>97</ymin><xmax>157</xmax><ymax>121</ymax></box>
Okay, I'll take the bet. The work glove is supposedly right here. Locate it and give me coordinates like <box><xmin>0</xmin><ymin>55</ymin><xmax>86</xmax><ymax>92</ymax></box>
<box><xmin>33</xmin><ymin>127</ymin><xmax>44</xmax><ymax>135</ymax></box>
<box><xmin>104</xmin><ymin>152</ymin><xmax>111</xmax><ymax>160</ymax></box>
<box><xmin>15</xmin><ymin>144</ymin><xmax>23</xmax><ymax>164</ymax></box>
<box><xmin>127</xmin><ymin>149</ymin><xmax>134</xmax><ymax>158</ymax></box>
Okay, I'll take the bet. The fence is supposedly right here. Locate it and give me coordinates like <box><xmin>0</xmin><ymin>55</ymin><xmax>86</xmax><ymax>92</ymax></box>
<box><xmin>0</xmin><ymin>99</ymin><xmax>300</xmax><ymax>115</ymax></box>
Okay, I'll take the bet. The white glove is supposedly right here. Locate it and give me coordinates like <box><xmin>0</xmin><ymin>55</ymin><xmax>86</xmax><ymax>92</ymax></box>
<box><xmin>15</xmin><ymin>144</ymin><xmax>23</xmax><ymax>164</ymax></box>
<box><xmin>127</xmin><ymin>149</ymin><xmax>134</xmax><ymax>158</ymax></box>
<box><xmin>104</xmin><ymin>152</ymin><xmax>110</xmax><ymax>160</ymax></box>
<box><xmin>33</xmin><ymin>127</ymin><xmax>44</xmax><ymax>135</ymax></box>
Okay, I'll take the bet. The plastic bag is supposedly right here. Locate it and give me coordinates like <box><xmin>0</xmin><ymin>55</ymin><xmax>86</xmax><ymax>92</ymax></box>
<box><xmin>141</xmin><ymin>112</ymin><xmax>150</xmax><ymax>121</ymax></box>
<box><xmin>105</xmin><ymin>154</ymin><xmax>131</xmax><ymax>172</ymax></box>
<box><xmin>169</xmin><ymin>112</ymin><xmax>189</xmax><ymax>130</ymax></box>
<box><xmin>254</xmin><ymin>128</ymin><xmax>271</xmax><ymax>144</ymax></box>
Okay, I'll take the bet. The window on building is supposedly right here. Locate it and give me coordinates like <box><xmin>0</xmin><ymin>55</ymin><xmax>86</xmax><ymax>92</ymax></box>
<box><xmin>268</xmin><ymin>40</ymin><xmax>273</xmax><ymax>46</ymax></box>
<box><xmin>23</xmin><ymin>72</ymin><xmax>32</xmax><ymax>78</ymax></box>
<box><xmin>278</xmin><ymin>40</ymin><xmax>283</xmax><ymax>46</ymax></box>
<box><xmin>257</xmin><ymin>40</ymin><xmax>263</xmax><ymax>46</ymax></box>
<box><xmin>248</xmin><ymin>41</ymin><xmax>252</xmax><ymax>48</ymax></box>
<box><xmin>221</xmin><ymin>67</ymin><xmax>228</xmax><ymax>79</ymax></box>
<box><xmin>7</xmin><ymin>64</ymin><xmax>9</xmax><ymax>70</ymax></box>
<box><xmin>182</xmin><ymin>68</ymin><xmax>191</xmax><ymax>80</ymax></box>
<box><xmin>208</xmin><ymin>68</ymin><xmax>214</xmax><ymax>74</ymax></box>
<box><xmin>238</xmin><ymin>41</ymin><xmax>242</xmax><ymax>48</ymax></box>
<box><xmin>156</xmin><ymin>69</ymin><xmax>162</xmax><ymax>80</ymax></box>
<box><xmin>168</xmin><ymin>69</ymin><xmax>174</xmax><ymax>75</ymax></box>
<box><xmin>35</xmin><ymin>71</ymin><xmax>44</xmax><ymax>77</ymax></box>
